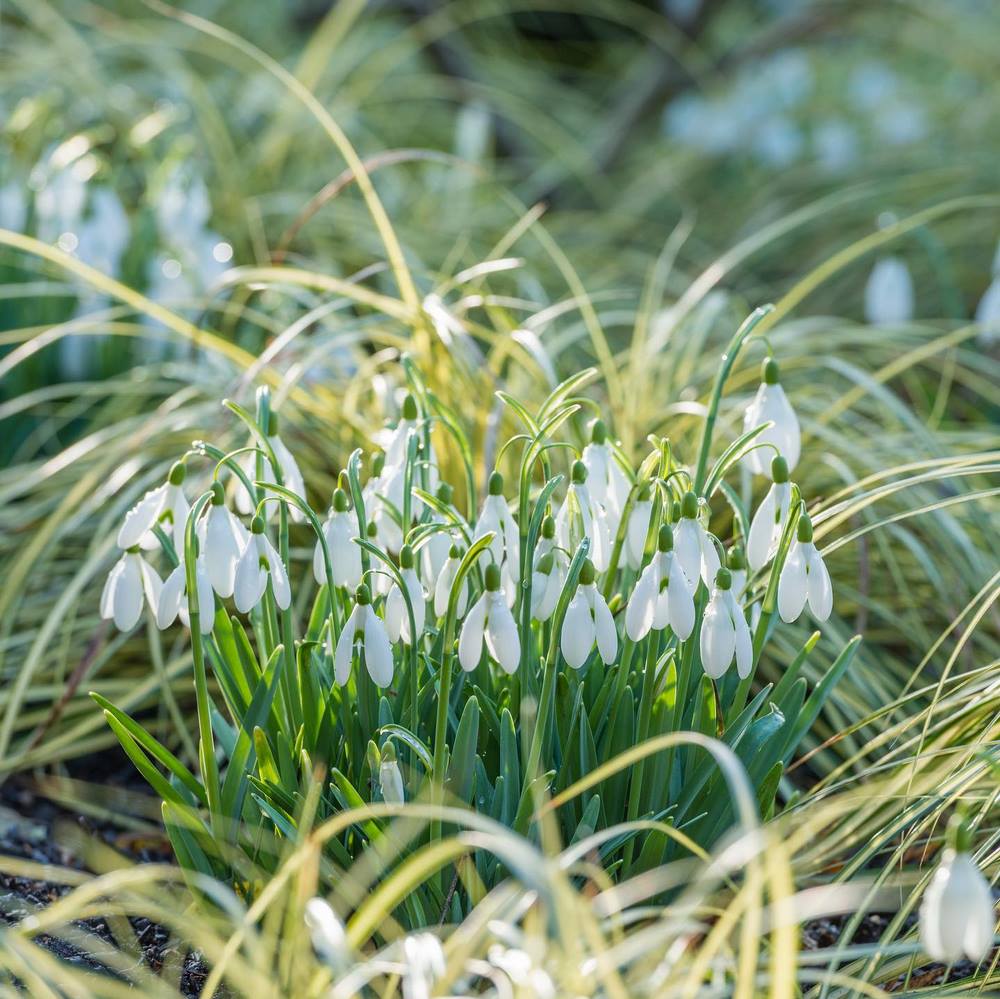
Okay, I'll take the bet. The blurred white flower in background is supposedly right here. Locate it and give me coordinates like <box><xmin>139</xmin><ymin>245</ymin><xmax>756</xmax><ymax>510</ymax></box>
<box><xmin>865</xmin><ymin>256</ymin><xmax>914</xmax><ymax>325</ymax></box>
<box><xmin>975</xmin><ymin>239</ymin><xmax>1000</xmax><ymax>344</ymax></box>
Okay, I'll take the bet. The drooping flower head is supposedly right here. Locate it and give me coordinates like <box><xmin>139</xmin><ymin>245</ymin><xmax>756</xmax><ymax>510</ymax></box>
<box><xmin>560</xmin><ymin>558</ymin><xmax>618</xmax><ymax>669</ymax></box>
<box><xmin>625</xmin><ymin>524</ymin><xmax>694</xmax><ymax>642</ymax></box>
<box><xmin>700</xmin><ymin>567</ymin><xmax>753</xmax><ymax>680</ymax></box>
<box><xmin>777</xmin><ymin>513</ymin><xmax>833</xmax><ymax>623</ymax></box>
<box><xmin>379</xmin><ymin>742</ymin><xmax>405</xmax><ymax>805</ymax></box>
<box><xmin>581</xmin><ymin>419</ymin><xmax>630</xmax><ymax>539</ymax></box>
<box><xmin>555</xmin><ymin>460</ymin><xmax>611</xmax><ymax>573</ymax></box>
<box><xmin>233</xmin><ymin>515</ymin><xmax>291</xmax><ymax>613</ymax></box>
<box><xmin>865</xmin><ymin>255</ymin><xmax>914</xmax><ymax>326</ymax></box>
<box><xmin>746</xmin><ymin>455</ymin><xmax>793</xmax><ymax>572</ymax></box>
<box><xmin>199</xmin><ymin>480</ymin><xmax>248</xmax><ymax>598</ymax></box>
<box><xmin>458</xmin><ymin>563</ymin><xmax>520</xmax><ymax>674</ymax></box>
<box><xmin>313</xmin><ymin>484</ymin><xmax>362</xmax><ymax>591</ymax></box>
<box><xmin>434</xmin><ymin>543</ymin><xmax>470</xmax><ymax>619</ymax></box>
<box><xmin>384</xmin><ymin>544</ymin><xmax>426</xmax><ymax>645</ymax></box>
<box><xmin>473</xmin><ymin>471</ymin><xmax>520</xmax><ymax>597</ymax></box>
<box><xmin>235</xmin><ymin>412</ymin><xmax>306</xmax><ymax>523</ymax></box>
<box><xmin>333</xmin><ymin>583</ymin><xmax>395</xmax><ymax>688</ymax></box>
<box><xmin>674</xmin><ymin>491</ymin><xmax>721</xmax><ymax>591</ymax></box>
<box><xmin>530</xmin><ymin>514</ymin><xmax>565</xmax><ymax>623</ymax></box>
<box><xmin>742</xmin><ymin>358</ymin><xmax>801</xmax><ymax>477</ymax></box>
<box><xmin>100</xmin><ymin>548</ymin><xmax>163</xmax><ymax>631</ymax></box>
<box><xmin>158</xmin><ymin>549</ymin><xmax>215</xmax><ymax>635</ymax></box>
<box><xmin>117</xmin><ymin>460</ymin><xmax>190</xmax><ymax>552</ymax></box>
<box><xmin>920</xmin><ymin>812</ymin><xmax>996</xmax><ymax>963</ymax></box>
<box><xmin>623</xmin><ymin>482</ymin><xmax>653</xmax><ymax>571</ymax></box>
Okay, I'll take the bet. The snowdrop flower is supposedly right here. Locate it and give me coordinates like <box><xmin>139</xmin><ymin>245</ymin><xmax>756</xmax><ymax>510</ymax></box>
<box><xmin>746</xmin><ymin>456</ymin><xmax>793</xmax><ymax>571</ymax></box>
<box><xmin>157</xmin><ymin>553</ymin><xmax>215</xmax><ymax>635</ymax></box>
<box><xmin>920</xmin><ymin>814</ymin><xmax>995</xmax><ymax>963</ymax></box>
<box><xmin>674</xmin><ymin>492</ymin><xmax>721</xmax><ymax>590</ymax></box>
<box><xmin>379</xmin><ymin>743</ymin><xmax>405</xmax><ymax>805</ymax></box>
<box><xmin>530</xmin><ymin>515</ymin><xmax>564</xmax><ymax>622</ymax></box>
<box><xmin>488</xmin><ymin>945</ymin><xmax>556</xmax><ymax>999</ymax></box>
<box><xmin>434</xmin><ymin>544</ymin><xmax>469</xmax><ymax>619</ymax></box>
<box><xmin>384</xmin><ymin>545</ymin><xmax>426</xmax><ymax>645</ymax></box>
<box><xmin>333</xmin><ymin>583</ymin><xmax>395</xmax><ymax>687</ymax></box>
<box><xmin>198</xmin><ymin>481</ymin><xmax>248</xmax><ymax>598</ymax></box>
<box><xmin>777</xmin><ymin>514</ymin><xmax>833</xmax><ymax>623</ymax></box>
<box><xmin>117</xmin><ymin>461</ymin><xmax>190</xmax><ymax>552</ymax></box>
<box><xmin>623</xmin><ymin>483</ymin><xmax>653</xmax><ymax>570</ymax></box>
<box><xmin>700</xmin><ymin>568</ymin><xmax>753</xmax><ymax>680</ymax></box>
<box><xmin>401</xmin><ymin>932</ymin><xmax>445</xmax><ymax>999</ymax></box>
<box><xmin>975</xmin><ymin>265</ymin><xmax>1000</xmax><ymax>345</ymax></box>
<box><xmin>625</xmin><ymin>525</ymin><xmax>694</xmax><ymax>642</ymax></box>
<box><xmin>304</xmin><ymin>897</ymin><xmax>349</xmax><ymax>969</ymax></box>
<box><xmin>561</xmin><ymin>559</ymin><xmax>617</xmax><ymax>669</ymax></box>
<box><xmin>865</xmin><ymin>256</ymin><xmax>914</xmax><ymax>325</ymax></box>
<box><xmin>100</xmin><ymin>549</ymin><xmax>163</xmax><ymax>631</ymax></box>
<box><xmin>235</xmin><ymin>413</ymin><xmax>306</xmax><ymax>523</ymax></box>
<box><xmin>728</xmin><ymin>547</ymin><xmax>760</xmax><ymax>631</ymax></box>
<box><xmin>312</xmin><ymin>486</ymin><xmax>362</xmax><ymax>590</ymax></box>
<box><xmin>581</xmin><ymin>419</ymin><xmax>631</xmax><ymax>537</ymax></box>
<box><xmin>420</xmin><ymin>483</ymin><xmax>456</xmax><ymax>582</ymax></box>
<box><xmin>473</xmin><ymin>471</ymin><xmax>520</xmax><ymax>597</ymax></box>
<box><xmin>458</xmin><ymin>564</ymin><xmax>520</xmax><ymax>674</ymax></box>
<box><xmin>233</xmin><ymin>516</ymin><xmax>291</xmax><ymax>613</ymax></box>
<box><xmin>555</xmin><ymin>461</ymin><xmax>611</xmax><ymax>572</ymax></box>
<box><xmin>742</xmin><ymin>358</ymin><xmax>801</xmax><ymax>476</ymax></box>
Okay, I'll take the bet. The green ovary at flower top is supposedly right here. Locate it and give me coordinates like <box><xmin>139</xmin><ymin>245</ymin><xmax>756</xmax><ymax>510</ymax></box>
<box><xmin>95</xmin><ymin>330</ymin><xmax>856</xmax><ymax>897</ymax></box>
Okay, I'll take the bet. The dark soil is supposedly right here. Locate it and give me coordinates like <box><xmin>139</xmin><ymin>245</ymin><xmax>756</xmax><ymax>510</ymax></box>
<box><xmin>0</xmin><ymin>751</ymin><xmax>210</xmax><ymax>996</ymax></box>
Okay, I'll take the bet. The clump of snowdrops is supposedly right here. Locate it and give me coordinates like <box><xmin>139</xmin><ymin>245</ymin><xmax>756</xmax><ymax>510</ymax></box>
<box><xmin>95</xmin><ymin>307</ymin><xmax>862</xmax><ymax>910</ymax></box>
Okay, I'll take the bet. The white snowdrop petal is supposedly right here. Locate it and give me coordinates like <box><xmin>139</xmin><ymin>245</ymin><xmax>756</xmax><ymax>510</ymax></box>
<box><xmin>113</xmin><ymin>554</ymin><xmax>146</xmax><ymax>631</ymax></box>
<box><xmin>195</xmin><ymin>562</ymin><xmax>215</xmax><ymax>632</ymax></box>
<box><xmin>233</xmin><ymin>539</ymin><xmax>266</xmax><ymax>613</ymax></box>
<box><xmin>270</xmin><ymin>435</ymin><xmax>305</xmax><ymax>523</ymax></box>
<box><xmin>865</xmin><ymin>256</ymin><xmax>914</xmax><ymax>326</ymax></box>
<box><xmin>458</xmin><ymin>594</ymin><xmax>489</xmax><ymax>672</ymax></box>
<box><xmin>668</xmin><ymin>557</ymin><xmax>696</xmax><ymax>640</ymax></box>
<box><xmin>501</xmin><ymin>505</ymin><xmax>521</xmax><ymax>582</ymax></box>
<box><xmin>312</xmin><ymin>526</ymin><xmax>329</xmax><ymax>587</ymax></box>
<box><xmin>167</xmin><ymin>485</ymin><xmax>190</xmax><ymax>551</ymax></box>
<box><xmin>674</xmin><ymin>520</ymin><xmax>702</xmax><ymax>590</ymax></box>
<box><xmin>380</xmin><ymin>760</ymin><xmax>405</xmax><ymax>805</ymax></box>
<box><xmin>729</xmin><ymin>594</ymin><xmax>754</xmax><ymax>679</ymax></box>
<box><xmin>625</xmin><ymin>562</ymin><xmax>658</xmax><ymax>642</ymax></box>
<box><xmin>581</xmin><ymin>443</ymin><xmax>608</xmax><ymax>505</ymax></box>
<box><xmin>806</xmin><ymin>546</ymin><xmax>834</xmax><ymax>621</ymax></box>
<box><xmin>777</xmin><ymin>543</ymin><xmax>808</xmax><ymax>623</ymax></box>
<box><xmin>101</xmin><ymin>557</ymin><xmax>126</xmax><ymax>620</ymax></box>
<box><xmin>561</xmin><ymin>592</ymin><xmax>594</xmax><ymax>669</ymax></box>
<box><xmin>953</xmin><ymin>853</ymin><xmax>996</xmax><ymax>961</ymax></box>
<box><xmin>157</xmin><ymin>565</ymin><xmax>185</xmax><ymax>629</ymax></box>
<box><xmin>117</xmin><ymin>485</ymin><xmax>166</xmax><ymax>549</ymax></box>
<box><xmin>404</xmin><ymin>568</ymin><xmax>425</xmax><ymax>639</ymax></box>
<box><xmin>593</xmin><ymin>591</ymin><xmax>618</xmax><ymax>664</ymax></box>
<box><xmin>205</xmin><ymin>506</ymin><xmax>240</xmax><ymax>597</ymax></box>
<box><xmin>385</xmin><ymin>583</ymin><xmax>405</xmax><ymax>643</ymax></box>
<box><xmin>333</xmin><ymin>607</ymin><xmax>361</xmax><ymax>686</ymax></box>
<box><xmin>139</xmin><ymin>557</ymin><xmax>163</xmax><ymax>611</ymax></box>
<box><xmin>699</xmin><ymin>526</ymin><xmax>721</xmax><ymax>589</ymax></box>
<box><xmin>363</xmin><ymin>608</ymin><xmax>395</xmax><ymax>688</ymax></box>
<box><xmin>767</xmin><ymin>385</ymin><xmax>801</xmax><ymax>471</ymax></box>
<box><xmin>331</xmin><ymin>515</ymin><xmax>362</xmax><ymax>590</ymax></box>
<box><xmin>747</xmin><ymin>486</ymin><xmax>778</xmax><ymax>572</ymax></box>
<box><xmin>434</xmin><ymin>559</ymin><xmax>457</xmax><ymax>619</ymax></box>
<box><xmin>625</xmin><ymin>501</ymin><xmax>651</xmax><ymax>569</ymax></box>
<box><xmin>485</xmin><ymin>598</ymin><xmax>521</xmax><ymax>674</ymax></box>
<box><xmin>262</xmin><ymin>537</ymin><xmax>291</xmax><ymax>610</ymax></box>
<box><xmin>700</xmin><ymin>595</ymin><xmax>735</xmax><ymax>679</ymax></box>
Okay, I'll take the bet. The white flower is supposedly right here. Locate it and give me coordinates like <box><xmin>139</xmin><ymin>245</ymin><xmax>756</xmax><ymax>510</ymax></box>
<box><xmin>233</xmin><ymin>519</ymin><xmax>291</xmax><ymax>613</ymax></box>
<box><xmin>623</xmin><ymin>491</ymin><xmax>652</xmax><ymax>570</ymax></box>
<box><xmin>117</xmin><ymin>463</ymin><xmax>190</xmax><ymax>551</ymax></box>
<box><xmin>581</xmin><ymin>420</ymin><xmax>631</xmax><ymax>538</ymax></box>
<box><xmin>379</xmin><ymin>744</ymin><xmax>405</xmax><ymax>805</ymax></box>
<box><xmin>674</xmin><ymin>493</ymin><xmax>721</xmax><ymax>590</ymax></box>
<box><xmin>555</xmin><ymin>461</ymin><xmax>611</xmax><ymax>572</ymax></box>
<box><xmin>975</xmin><ymin>275</ymin><xmax>1000</xmax><ymax>345</ymax></box>
<box><xmin>625</xmin><ymin>526</ymin><xmax>694</xmax><ymax>642</ymax></box>
<box><xmin>530</xmin><ymin>549</ymin><xmax>565</xmax><ymax>623</ymax></box>
<box><xmin>157</xmin><ymin>555</ymin><xmax>215</xmax><ymax>634</ymax></box>
<box><xmin>367</xmin><ymin>459</ymin><xmax>406</xmax><ymax>555</ymax></box>
<box><xmin>333</xmin><ymin>585</ymin><xmax>395</xmax><ymax>688</ymax></box>
<box><xmin>312</xmin><ymin>489</ymin><xmax>362</xmax><ymax>591</ymax></box>
<box><xmin>434</xmin><ymin>545</ymin><xmax>469</xmax><ymax>619</ymax></box>
<box><xmin>777</xmin><ymin>516</ymin><xmax>832</xmax><ymax>623</ymax></box>
<box><xmin>304</xmin><ymin>897</ymin><xmax>348</xmax><ymax>968</ymax></box>
<box><xmin>865</xmin><ymin>255</ymin><xmax>914</xmax><ymax>325</ymax></box>
<box><xmin>473</xmin><ymin>472</ymin><xmax>520</xmax><ymax>597</ymax></box>
<box><xmin>458</xmin><ymin>565</ymin><xmax>520</xmax><ymax>674</ymax></box>
<box><xmin>560</xmin><ymin>561</ymin><xmax>617</xmax><ymax>669</ymax></box>
<box><xmin>235</xmin><ymin>414</ymin><xmax>305</xmax><ymax>523</ymax></box>
<box><xmin>700</xmin><ymin>570</ymin><xmax>753</xmax><ymax>680</ymax></box>
<box><xmin>384</xmin><ymin>547</ymin><xmax>426</xmax><ymax>645</ymax></box>
<box><xmin>742</xmin><ymin>359</ymin><xmax>801</xmax><ymax>475</ymax></box>
<box><xmin>401</xmin><ymin>932</ymin><xmax>445</xmax><ymax>999</ymax></box>
<box><xmin>920</xmin><ymin>819</ymin><xmax>995</xmax><ymax>964</ymax></box>
<box><xmin>100</xmin><ymin>550</ymin><xmax>162</xmax><ymax>631</ymax></box>
<box><xmin>198</xmin><ymin>484</ymin><xmax>249</xmax><ymax>598</ymax></box>
<box><xmin>488</xmin><ymin>945</ymin><xmax>555</xmax><ymax>999</ymax></box>
<box><xmin>746</xmin><ymin>456</ymin><xmax>793</xmax><ymax>571</ymax></box>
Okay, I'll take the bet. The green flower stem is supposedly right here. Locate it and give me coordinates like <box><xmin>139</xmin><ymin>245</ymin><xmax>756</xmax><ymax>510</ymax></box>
<box><xmin>183</xmin><ymin>492</ymin><xmax>221</xmax><ymax>830</ymax></box>
<box><xmin>692</xmin><ymin>305</ymin><xmax>774</xmax><ymax>496</ymax></box>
